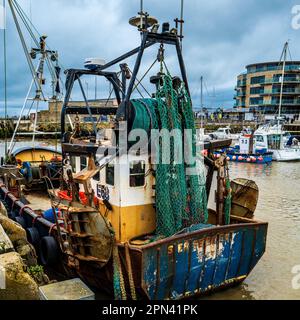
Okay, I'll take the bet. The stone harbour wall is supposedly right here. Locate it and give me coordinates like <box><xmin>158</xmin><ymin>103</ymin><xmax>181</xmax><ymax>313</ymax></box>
<box><xmin>0</xmin><ymin>208</ymin><xmax>40</xmax><ymax>300</ymax></box>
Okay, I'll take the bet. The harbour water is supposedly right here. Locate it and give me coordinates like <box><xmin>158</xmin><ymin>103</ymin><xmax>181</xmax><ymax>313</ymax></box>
<box><xmin>0</xmin><ymin>140</ymin><xmax>299</xmax><ymax>300</ymax></box>
<box><xmin>206</xmin><ymin>161</ymin><xmax>300</xmax><ymax>300</ymax></box>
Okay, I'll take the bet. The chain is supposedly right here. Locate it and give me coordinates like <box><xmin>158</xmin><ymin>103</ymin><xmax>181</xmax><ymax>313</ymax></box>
<box><xmin>113</xmin><ymin>244</ymin><xmax>127</xmax><ymax>300</ymax></box>
<box><xmin>125</xmin><ymin>243</ymin><xmax>137</xmax><ymax>300</ymax></box>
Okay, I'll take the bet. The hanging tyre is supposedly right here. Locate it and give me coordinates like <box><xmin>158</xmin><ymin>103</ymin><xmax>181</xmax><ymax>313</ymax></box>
<box><xmin>40</xmin><ymin>236</ymin><xmax>59</xmax><ymax>266</ymax></box>
<box><xmin>26</xmin><ymin>227</ymin><xmax>40</xmax><ymax>246</ymax></box>
<box><xmin>8</xmin><ymin>211</ymin><xmax>16</xmax><ymax>220</ymax></box>
<box><xmin>15</xmin><ymin>216</ymin><xmax>26</xmax><ymax>229</ymax></box>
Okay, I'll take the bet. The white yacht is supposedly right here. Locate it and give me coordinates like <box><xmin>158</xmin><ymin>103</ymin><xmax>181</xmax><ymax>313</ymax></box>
<box><xmin>254</xmin><ymin>42</ymin><xmax>300</xmax><ymax>162</ymax></box>
<box><xmin>209</xmin><ymin>127</ymin><xmax>240</xmax><ymax>141</ymax></box>
<box><xmin>254</xmin><ymin>123</ymin><xmax>300</xmax><ymax>161</ymax></box>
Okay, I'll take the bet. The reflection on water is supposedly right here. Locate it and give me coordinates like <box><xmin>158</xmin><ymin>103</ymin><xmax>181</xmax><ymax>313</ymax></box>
<box><xmin>205</xmin><ymin>161</ymin><xmax>300</xmax><ymax>300</ymax></box>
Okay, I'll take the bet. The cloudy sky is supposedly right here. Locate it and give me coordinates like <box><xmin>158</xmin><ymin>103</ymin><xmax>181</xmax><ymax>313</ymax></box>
<box><xmin>1</xmin><ymin>0</ymin><xmax>300</xmax><ymax>116</ymax></box>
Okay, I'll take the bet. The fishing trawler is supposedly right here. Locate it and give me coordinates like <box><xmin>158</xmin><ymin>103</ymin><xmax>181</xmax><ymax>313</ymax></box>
<box><xmin>0</xmin><ymin>6</ymin><xmax>268</xmax><ymax>300</ymax></box>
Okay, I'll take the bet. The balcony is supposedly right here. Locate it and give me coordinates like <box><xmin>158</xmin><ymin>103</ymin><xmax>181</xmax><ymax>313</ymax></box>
<box><xmin>235</xmin><ymin>91</ymin><xmax>246</xmax><ymax>97</ymax></box>
<box><xmin>237</xmin><ymin>80</ymin><xmax>247</xmax><ymax>87</ymax></box>
<box><xmin>260</xmin><ymin>99</ymin><xmax>300</xmax><ymax>106</ymax></box>
<box><xmin>248</xmin><ymin>64</ymin><xmax>300</xmax><ymax>74</ymax></box>
<box><xmin>260</xmin><ymin>88</ymin><xmax>300</xmax><ymax>95</ymax></box>
<box><xmin>234</xmin><ymin>102</ymin><xmax>246</xmax><ymax>108</ymax></box>
<box><xmin>260</xmin><ymin>78</ymin><xmax>300</xmax><ymax>85</ymax></box>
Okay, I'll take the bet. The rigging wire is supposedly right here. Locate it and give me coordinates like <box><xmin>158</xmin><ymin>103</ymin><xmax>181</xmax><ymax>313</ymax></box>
<box><xmin>132</xmin><ymin>58</ymin><xmax>157</xmax><ymax>93</ymax></box>
<box><xmin>13</xmin><ymin>0</ymin><xmax>66</xmax><ymax>72</ymax></box>
<box><xmin>7</xmin><ymin>0</ymin><xmax>64</xmax><ymax>153</ymax></box>
<box><xmin>129</xmin><ymin>67</ymin><xmax>151</xmax><ymax>98</ymax></box>
<box><xmin>8</xmin><ymin>0</ymin><xmax>45</xmax><ymax>98</ymax></box>
<box><xmin>12</xmin><ymin>0</ymin><xmax>60</xmax><ymax>88</ymax></box>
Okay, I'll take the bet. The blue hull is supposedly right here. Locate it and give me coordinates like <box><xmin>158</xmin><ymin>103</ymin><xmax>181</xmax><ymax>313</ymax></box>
<box><xmin>135</xmin><ymin>219</ymin><xmax>267</xmax><ymax>300</ymax></box>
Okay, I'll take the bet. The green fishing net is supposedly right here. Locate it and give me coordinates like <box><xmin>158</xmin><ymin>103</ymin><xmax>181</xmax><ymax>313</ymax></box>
<box><xmin>130</xmin><ymin>73</ymin><xmax>208</xmax><ymax>237</ymax></box>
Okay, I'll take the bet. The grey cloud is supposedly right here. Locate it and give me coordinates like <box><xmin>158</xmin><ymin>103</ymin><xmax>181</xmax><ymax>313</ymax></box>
<box><xmin>0</xmin><ymin>0</ymin><xmax>299</xmax><ymax>115</ymax></box>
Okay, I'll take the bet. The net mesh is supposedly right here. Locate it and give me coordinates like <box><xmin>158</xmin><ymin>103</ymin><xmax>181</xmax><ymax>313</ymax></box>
<box><xmin>130</xmin><ymin>73</ymin><xmax>208</xmax><ymax>237</ymax></box>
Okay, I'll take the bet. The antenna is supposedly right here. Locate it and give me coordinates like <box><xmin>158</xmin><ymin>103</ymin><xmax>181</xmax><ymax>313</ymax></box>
<box><xmin>140</xmin><ymin>0</ymin><xmax>143</xmax><ymax>32</ymax></box>
<box><xmin>129</xmin><ymin>0</ymin><xmax>158</xmax><ymax>32</ymax></box>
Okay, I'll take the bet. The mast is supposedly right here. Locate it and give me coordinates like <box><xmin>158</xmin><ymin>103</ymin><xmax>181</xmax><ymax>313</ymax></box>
<box><xmin>200</xmin><ymin>76</ymin><xmax>203</xmax><ymax>129</ymax></box>
<box><xmin>179</xmin><ymin>0</ymin><xmax>184</xmax><ymax>50</ymax></box>
<box><xmin>278</xmin><ymin>42</ymin><xmax>288</xmax><ymax>122</ymax></box>
<box><xmin>2</xmin><ymin>0</ymin><xmax>8</xmax><ymax>154</ymax></box>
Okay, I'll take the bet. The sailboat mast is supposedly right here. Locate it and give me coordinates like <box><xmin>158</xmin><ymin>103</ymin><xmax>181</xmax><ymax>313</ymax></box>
<box><xmin>2</xmin><ymin>0</ymin><xmax>8</xmax><ymax>154</ymax></box>
<box><xmin>278</xmin><ymin>42</ymin><xmax>288</xmax><ymax>120</ymax></box>
<box><xmin>200</xmin><ymin>76</ymin><xmax>203</xmax><ymax>128</ymax></box>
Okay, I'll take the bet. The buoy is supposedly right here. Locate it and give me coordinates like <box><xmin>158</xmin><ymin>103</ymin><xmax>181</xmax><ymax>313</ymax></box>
<box><xmin>258</xmin><ymin>156</ymin><xmax>263</xmax><ymax>162</ymax></box>
<box><xmin>202</xmin><ymin>150</ymin><xmax>208</xmax><ymax>157</ymax></box>
<box><xmin>227</xmin><ymin>157</ymin><xmax>230</xmax><ymax>161</ymax></box>
<box><xmin>232</xmin><ymin>156</ymin><xmax>236</xmax><ymax>160</ymax></box>
<box><xmin>251</xmin><ymin>157</ymin><xmax>256</xmax><ymax>162</ymax></box>
<box><xmin>247</xmin><ymin>158</ymin><xmax>251</xmax><ymax>162</ymax></box>
<box><xmin>217</xmin><ymin>154</ymin><xmax>221</xmax><ymax>158</ymax></box>
<box><xmin>238</xmin><ymin>156</ymin><xmax>243</xmax><ymax>161</ymax></box>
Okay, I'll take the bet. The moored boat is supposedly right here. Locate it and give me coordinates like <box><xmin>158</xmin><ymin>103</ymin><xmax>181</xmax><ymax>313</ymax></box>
<box><xmin>214</xmin><ymin>133</ymin><xmax>273</xmax><ymax>164</ymax></box>
<box><xmin>254</xmin><ymin>123</ymin><xmax>300</xmax><ymax>161</ymax></box>
<box><xmin>253</xmin><ymin>42</ymin><xmax>300</xmax><ymax>162</ymax></box>
<box><xmin>0</xmin><ymin>7</ymin><xmax>268</xmax><ymax>300</ymax></box>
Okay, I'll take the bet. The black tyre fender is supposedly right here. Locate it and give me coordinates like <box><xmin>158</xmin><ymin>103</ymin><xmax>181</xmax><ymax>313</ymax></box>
<box><xmin>8</xmin><ymin>211</ymin><xmax>16</xmax><ymax>220</ymax></box>
<box><xmin>15</xmin><ymin>216</ymin><xmax>26</xmax><ymax>229</ymax></box>
<box><xmin>26</xmin><ymin>227</ymin><xmax>40</xmax><ymax>246</ymax></box>
<box><xmin>40</xmin><ymin>236</ymin><xmax>59</xmax><ymax>266</ymax></box>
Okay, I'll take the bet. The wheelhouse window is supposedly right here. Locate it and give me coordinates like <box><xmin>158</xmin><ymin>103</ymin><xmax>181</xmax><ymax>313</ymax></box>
<box><xmin>93</xmin><ymin>171</ymin><xmax>100</xmax><ymax>182</ymax></box>
<box><xmin>70</xmin><ymin>156</ymin><xmax>76</xmax><ymax>173</ymax></box>
<box><xmin>106</xmin><ymin>163</ymin><xmax>115</xmax><ymax>186</ymax></box>
<box><xmin>267</xmin><ymin>134</ymin><xmax>281</xmax><ymax>150</ymax></box>
<box><xmin>130</xmin><ymin>161</ymin><xmax>145</xmax><ymax>187</ymax></box>
<box><xmin>255</xmin><ymin>135</ymin><xmax>264</xmax><ymax>143</ymax></box>
<box><xmin>80</xmin><ymin>157</ymin><xmax>87</xmax><ymax>171</ymax></box>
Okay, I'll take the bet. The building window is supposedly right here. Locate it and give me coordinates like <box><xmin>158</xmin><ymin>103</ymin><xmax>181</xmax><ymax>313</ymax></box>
<box><xmin>250</xmin><ymin>87</ymin><xmax>263</xmax><ymax>95</ymax></box>
<box><xmin>250</xmin><ymin>76</ymin><xmax>265</xmax><ymax>85</ymax></box>
<box><xmin>106</xmin><ymin>163</ymin><xmax>115</xmax><ymax>186</ymax></box>
<box><xmin>80</xmin><ymin>157</ymin><xmax>87</xmax><ymax>171</ymax></box>
<box><xmin>129</xmin><ymin>161</ymin><xmax>145</xmax><ymax>187</ymax></box>
<box><xmin>250</xmin><ymin>97</ymin><xmax>263</xmax><ymax>105</ymax></box>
